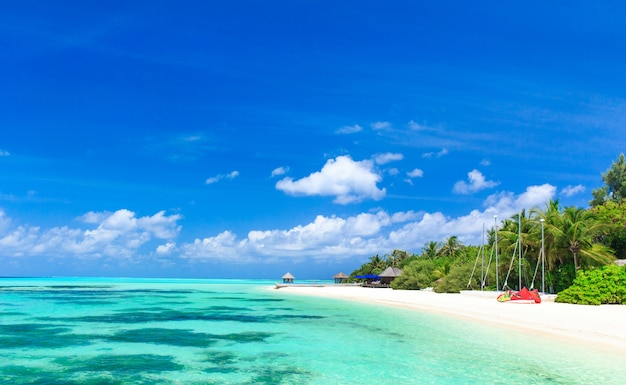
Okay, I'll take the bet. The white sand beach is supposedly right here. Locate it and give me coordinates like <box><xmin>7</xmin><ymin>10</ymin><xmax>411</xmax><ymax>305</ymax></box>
<box><xmin>272</xmin><ymin>285</ymin><xmax>626</xmax><ymax>356</ymax></box>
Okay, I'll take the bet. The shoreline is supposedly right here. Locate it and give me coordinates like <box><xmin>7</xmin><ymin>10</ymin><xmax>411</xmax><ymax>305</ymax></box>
<box><xmin>271</xmin><ymin>285</ymin><xmax>626</xmax><ymax>357</ymax></box>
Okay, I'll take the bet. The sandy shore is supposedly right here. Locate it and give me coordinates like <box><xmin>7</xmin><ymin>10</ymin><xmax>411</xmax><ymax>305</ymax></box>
<box><xmin>271</xmin><ymin>285</ymin><xmax>626</xmax><ymax>355</ymax></box>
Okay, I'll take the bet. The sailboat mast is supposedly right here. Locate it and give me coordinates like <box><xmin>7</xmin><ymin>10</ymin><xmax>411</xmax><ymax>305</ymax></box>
<box><xmin>481</xmin><ymin>222</ymin><xmax>484</xmax><ymax>291</ymax></box>
<box><xmin>494</xmin><ymin>215</ymin><xmax>498</xmax><ymax>291</ymax></box>
<box><xmin>518</xmin><ymin>211</ymin><xmax>522</xmax><ymax>290</ymax></box>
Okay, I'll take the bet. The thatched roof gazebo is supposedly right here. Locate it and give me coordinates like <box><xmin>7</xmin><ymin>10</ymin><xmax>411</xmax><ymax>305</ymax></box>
<box><xmin>281</xmin><ymin>272</ymin><xmax>295</xmax><ymax>283</ymax></box>
<box><xmin>379</xmin><ymin>266</ymin><xmax>402</xmax><ymax>285</ymax></box>
<box><xmin>333</xmin><ymin>272</ymin><xmax>348</xmax><ymax>284</ymax></box>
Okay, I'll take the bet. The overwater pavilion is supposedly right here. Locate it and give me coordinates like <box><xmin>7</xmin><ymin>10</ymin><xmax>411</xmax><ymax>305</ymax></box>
<box><xmin>333</xmin><ymin>272</ymin><xmax>348</xmax><ymax>284</ymax></box>
<box><xmin>281</xmin><ymin>272</ymin><xmax>295</xmax><ymax>283</ymax></box>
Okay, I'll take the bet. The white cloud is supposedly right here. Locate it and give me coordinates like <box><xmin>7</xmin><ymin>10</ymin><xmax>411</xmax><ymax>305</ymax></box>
<box><xmin>156</xmin><ymin>242</ymin><xmax>177</xmax><ymax>255</ymax></box>
<box><xmin>560</xmin><ymin>184</ymin><xmax>586</xmax><ymax>197</ymax></box>
<box><xmin>373</xmin><ymin>152</ymin><xmax>403</xmax><ymax>165</ymax></box>
<box><xmin>182</xmin><ymin>135</ymin><xmax>202</xmax><ymax>142</ymax></box>
<box><xmin>181</xmin><ymin>211</ymin><xmax>412</xmax><ymax>262</ymax></box>
<box><xmin>453</xmin><ymin>169</ymin><xmax>499</xmax><ymax>194</ymax></box>
<box><xmin>0</xmin><ymin>209</ymin><xmax>11</xmax><ymax>233</ymax></box>
<box><xmin>480</xmin><ymin>159</ymin><xmax>491</xmax><ymax>166</ymax></box>
<box><xmin>0</xmin><ymin>150</ymin><xmax>9</xmax><ymax>156</ymax></box>
<box><xmin>484</xmin><ymin>184</ymin><xmax>556</xmax><ymax>214</ymax></box>
<box><xmin>181</xmin><ymin>231</ymin><xmax>249</xmax><ymax>262</ymax></box>
<box><xmin>275</xmin><ymin>155</ymin><xmax>386</xmax><ymax>204</ymax></box>
<box><xmin>335</xmin><ymin>124</ymin><xmax>363</xmax><ymax>134</ymax></box>
<box><xmin>408</xmin><ymin>120</ymin><xmax>424</xmax><ymax>130</ymax></box>
<box><xmin>0</xmin><ymin>209</ymin><xmax>182</xmax><ymax>259</ymax></box>
<box><xmin>271</xmin><ymin>166</ymin><xmax>289</xmax><ymax>177</ymax></box>
<box><xmin>388</xmin><ymin>168</ymin><xmax>400</xmax><ymax>176</ymax></box>
<box><xmin>407</xmin><ymin>168</ymin><xmax>424</xmax><ymax>178</ymax></box>
<box><xmin>0</xmin><ymin>184</ymin><xmax>557</xmax><ymax>265</ymax></box>
<box><xmin>206</xmin><ymin>170</ymin><xmax>239</xmax><ymax>184</ymax></box>
<box><xmin>371</xmin><ymin>121</ymin><xmax>391</xmax><ymax>130</ymax></box>
<box><xmin>179</xmin><ymin>184</ymin><xmax>556</xmax><ymax>263</ymax></box>
<box><xmin>422</xmin><ymin>148</ymin><xmax>448</xmax><ymax>158</ymax></box>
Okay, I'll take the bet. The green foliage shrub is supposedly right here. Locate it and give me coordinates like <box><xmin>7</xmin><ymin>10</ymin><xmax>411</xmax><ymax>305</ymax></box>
<box><xmin>391</xmin><ymin>259</ymin><xmax>436</xmax><ymax>290</ymax></box>
<box><xmin>434</xmin><ymin>264</ymin><xmax>474</xmax><ymax>293</ymax></box>
<box><xmin>549</xmin><ymin>263</ymin><xmax>576</xmax><ymax>293</ymax></box>
<box><xmin>555</xmin><ymin>265</ymin><xmax>626</xmax><ymax>305</ymax></box>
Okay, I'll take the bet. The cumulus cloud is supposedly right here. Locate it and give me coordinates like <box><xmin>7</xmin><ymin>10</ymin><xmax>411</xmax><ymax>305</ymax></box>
<box><xmin>156</xmin><ymin>242</ymin><xmax>177</xmax><ymax>255</ymax></box>
<box><xmin>0</xmin><ymin>209</ymin><xmax>181</xmax><ymax>259</ymax></box>
<box><xmin>371</xmin><ymin>121</ymin><xmax>391</xmax><ymax>130</ymax></box>
<box><xmin>560</xmin><ymin>184</ymin><xmax>586</xmax><ymax>197</ymax></box>
<box><xmin>179</xmin><ymin>183</ymin><xmax>556</xmax><ymax>263</ymax></box>
<box><xmin>453</xmin><ymin>169</ymin><xmax>499</xmax><ymax>194</ymax></box>
<box><xmin>206</xmin><ymin>171</ymin><xmax>239</xmax><ymax>184</ymax></box>
<box><xmin>0</xmin><ymin>184</ymin><xmax>557</xmax><ymax>265</ymax></box>
<box><xmin>407</xmin><ymin>168</ymin><xmax>424</xmax><ymax>178</ymax></box>
<box><xmin>275</xmin><ymin>155</ymin><xmax>386</xmax><ymax>204</ymax></box>
<box><xmin>0</xmin><ymin>150</ymin><xmax>9</xmax><ymax>156</ymax></box>
<box><xmin>373</xmin><ymin>152</ymin><xmax>403</xmax><ymax>165</ymax></box>
<box><xmin>271</xmin><ymin>166</ymin><xmax>289</xmax><ymax>177</ymax></box>
<box><xmin>180</xmin><ymin>211</ymin><xmax>420</xmax><ymax>262</ymax></box>
<box><xmin>335</xmin><ymin>124</ymin><xmax>363</xmax><ymax>134</ymax></box>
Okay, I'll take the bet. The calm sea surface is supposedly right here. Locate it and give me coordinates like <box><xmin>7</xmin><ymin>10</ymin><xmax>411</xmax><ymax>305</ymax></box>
<box><xmin>1</xmin><ymin>277</ymin><xmax>624</xmax><ymax>385</ymax></box>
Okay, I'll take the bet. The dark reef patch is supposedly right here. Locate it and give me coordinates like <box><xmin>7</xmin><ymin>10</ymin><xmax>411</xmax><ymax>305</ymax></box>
<box><xmin>41</xmin><ymin>308</ymin><xmax>324</xmax><ymax>324</ymax></box>
<box><xmin>201</xmin><ymin>351</ymin><xmax>238</xmax><ymax>365</ymax></box>
<box><xmin>243</xmin><ymin>366</ymin><xmax>313</xmax><ymax>385</ymax></box>
<box><xmin>242</xmin><ymin>298</ymin><xmax>285</xmax><ymax>302</ymax></box>
<box><xmin>108</xmin><ymin>328</ymin><xmax>217</xmax><ymax>348</ymax></box>
<box><xmin>55</xmin><ymin>354</ymin><xmax>184</xmax><ymax>374</ymax></box>
<box><xmin>0</xmin><ymin>323</ymin><xmax>93</xmax><ymax>349</ymax></box>
<box><xmin>107</xmin><ymin>327</ymin><xmax>275</xmax><ymax>347</ymax></box>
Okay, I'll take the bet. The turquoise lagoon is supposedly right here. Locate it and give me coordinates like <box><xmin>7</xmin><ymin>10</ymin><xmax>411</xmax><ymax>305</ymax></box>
<box><xmin>1</xmin><ymin>277</ymin><xmax>624</xmax><ymax>385</ymax></box>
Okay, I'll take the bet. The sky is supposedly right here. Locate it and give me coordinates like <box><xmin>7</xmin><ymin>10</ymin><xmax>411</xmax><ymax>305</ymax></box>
<box><xmin>1</xmin><ymin>1</ymin><xmax>626</xmax><ymax>279</ymax></box>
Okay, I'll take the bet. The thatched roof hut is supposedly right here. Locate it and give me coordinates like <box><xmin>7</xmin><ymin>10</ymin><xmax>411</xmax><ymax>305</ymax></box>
<box><xmin>379</xmin><ymin>266</ymin><xmax>402</xmax><ymax>284</ymax></box>
<box><xmin>333</xmin><ymin>272</ymin><xmax>348</xmax><ymax>284</ymax></box>
<box><xmin>281</xmin><ymin>272</ymin><xmax>295</xmax><ymax>283</ymax></box>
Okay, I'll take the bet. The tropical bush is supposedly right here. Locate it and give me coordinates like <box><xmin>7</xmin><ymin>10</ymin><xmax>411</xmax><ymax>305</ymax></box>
<box><xmin>391</xmin><ymin>259</ymin><xmax>435</xmax><ymax>290</ymax></box>
<box><xmin>433</xmin><ymin>264</ymin><xmax>474</xmax><ymax>293</ymax></box>
<box><xmin>555</xmin><ymin>265</ymin><xmax>626</xmax><ymax>305</ymax></box>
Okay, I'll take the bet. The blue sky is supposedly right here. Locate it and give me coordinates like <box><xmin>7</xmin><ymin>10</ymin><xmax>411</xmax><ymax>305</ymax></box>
<box><xmin>1</xmin><ymin>1</ymin><xmax>625</xmax><ymax>279</ymax></box>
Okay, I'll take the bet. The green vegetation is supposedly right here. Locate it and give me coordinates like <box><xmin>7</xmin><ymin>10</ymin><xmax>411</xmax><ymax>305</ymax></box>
<box><xmin>555</xmin><ymin>265</ymin><xmax>626</xmax><ymax>305</ymax></box>
<box><xmin>349</xmin><ymin>154</ymin><xmax>626</xmax><ymax>303</ymax></box>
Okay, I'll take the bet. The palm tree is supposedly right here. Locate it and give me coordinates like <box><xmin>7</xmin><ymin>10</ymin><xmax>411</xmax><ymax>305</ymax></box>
<box><xmin>547</xmin><ymin>206</ymin><xmax>614</xmax><ymax>269</ymax></box>
<box><xmin>531</xmin><ymin>199</ymin><xmax>562</xmax><ymax>271</ymax></box>
<box><xmin>421</xmin><ymin>241</ymin><xmax>440</xmax><ymax>259</ymax></box>
<box><xmin>496</xmin><ymin>210</ymin><xmax>538</xmax><ymax>288</ymax></box>
<box><xmin>388</xmin><ymin>249</ymin><xmax>411</xmax><ymax>267</ymax></box>
<box><xmin>368</xmin><ymin>255</ymin><xmax>387</xmax><ymax>273</ymax></box>
<box><xmin>439</xmin><ymin>236</ymin><xmax>463</xmax><ymax>259</ymax></box>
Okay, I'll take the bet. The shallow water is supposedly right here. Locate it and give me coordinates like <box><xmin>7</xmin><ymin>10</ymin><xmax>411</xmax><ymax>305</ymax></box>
<box><xmin>1</xmin><ymin>277</ymin><xmax>624</xmax><ymax>384</ymax></box>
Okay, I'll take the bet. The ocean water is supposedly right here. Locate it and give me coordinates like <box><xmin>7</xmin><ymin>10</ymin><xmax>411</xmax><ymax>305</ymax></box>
<box><xmin>1</xmin><ymin>278</ymin><xmax>624</xmax><ymax>385</ymax></box>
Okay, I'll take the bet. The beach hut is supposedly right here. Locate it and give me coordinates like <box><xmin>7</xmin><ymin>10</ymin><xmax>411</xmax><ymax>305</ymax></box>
<box><xmin>281</xmin><ymin>272</ymin><xmax>295</xmax><ymax>283</ymax></box>
<box><xmin>379</xmin><ymin>266</ymin><xmax>402</xmax><ymax>285</ymax></box>
<box><xmin>333</xmin><ymin>272</ymin><xmax>348</xmax><ymax>284</ymax></box>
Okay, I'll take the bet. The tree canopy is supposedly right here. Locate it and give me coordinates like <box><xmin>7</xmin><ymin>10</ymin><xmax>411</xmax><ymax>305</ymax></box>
<box><xmin>591</xmin><ymin>153</ymin><xmax>626</xmax><ymax>206</ymax></box>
